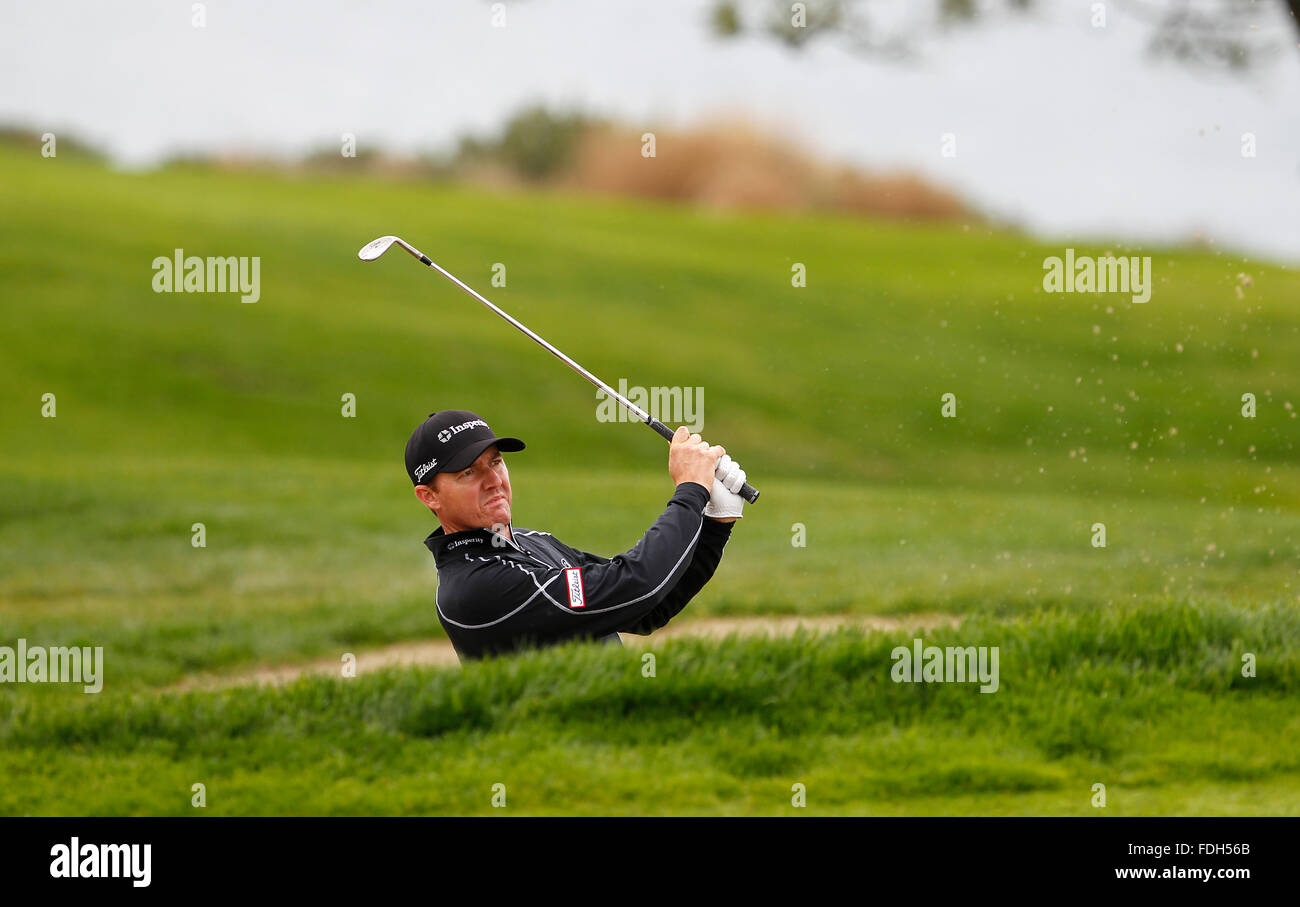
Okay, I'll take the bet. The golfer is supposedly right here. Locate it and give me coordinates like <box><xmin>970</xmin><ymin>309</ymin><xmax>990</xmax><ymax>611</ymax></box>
<box><xmin>406</xmin><ymin>409</ymin><xmax>746</xmax><ymax>662</ymax></box>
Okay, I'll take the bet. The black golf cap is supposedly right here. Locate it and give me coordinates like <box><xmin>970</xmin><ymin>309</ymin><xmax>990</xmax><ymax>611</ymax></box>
<box><xmin>405</xmin><ymin>409</ymin><xmax>525</xmax><ymax>486</ymax></box>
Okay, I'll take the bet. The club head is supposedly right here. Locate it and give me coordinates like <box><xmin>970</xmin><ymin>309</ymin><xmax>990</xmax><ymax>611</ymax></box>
<box><xmin>358</xmin><ymin>235</ymin><xmax>399</xmax><ymax>261</ymax></box>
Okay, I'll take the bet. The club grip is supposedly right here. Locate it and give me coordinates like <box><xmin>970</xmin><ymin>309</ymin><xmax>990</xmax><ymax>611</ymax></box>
<box><xmin>648</xmin><ymin>419</ymin><xmax>677</xmax><ymax>442</ymax></box>
<box><xmin>647</xmin><ymin>419</ymin><xmax>760</xmax><ymax>504</ymax></box>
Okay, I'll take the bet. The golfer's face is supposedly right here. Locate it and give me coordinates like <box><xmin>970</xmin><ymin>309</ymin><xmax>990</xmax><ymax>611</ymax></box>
<box><xmin>441</xmin><ymin>445</ymin><xmax>511</xmax><ymax>529</ymax></box>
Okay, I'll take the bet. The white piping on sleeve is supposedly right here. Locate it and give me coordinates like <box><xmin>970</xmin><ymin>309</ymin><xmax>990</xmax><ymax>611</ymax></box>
<box><xmin>539</xmin><ymin>519</ymin><xmax>704</xmax><ymax>615</ymax></box>
<box><xmin>437</xmin><ymin>510</ymin><xmax>704</xmax><ymax>626</ymax></box>
<box><xmin>437</xmin><ymin>571</ymin><xmax>561</xmax><ymax>630</ymax></box>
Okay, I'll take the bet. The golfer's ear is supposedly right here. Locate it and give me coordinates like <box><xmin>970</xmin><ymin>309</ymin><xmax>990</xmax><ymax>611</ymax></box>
<box><xmin>415</xmin><ymin>485</ymin><xmax>438</xmax><ymax>510</ymax></box>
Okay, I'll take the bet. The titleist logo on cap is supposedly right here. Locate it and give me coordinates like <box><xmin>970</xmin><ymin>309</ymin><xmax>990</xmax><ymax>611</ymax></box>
<box><xmin>413</xmin><ymin>458</ymin><xmax>439</xmax><ymax>481</ymax></box>
<box><xmin>437</xmin><ymin>419</ymin><xmax>488</xmax><ymax>443</ymax></box>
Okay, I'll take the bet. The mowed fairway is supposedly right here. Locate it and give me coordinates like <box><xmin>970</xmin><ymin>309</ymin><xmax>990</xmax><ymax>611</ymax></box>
<box><xmin>1</xmin><ymin>141</ymin><xmax>1299</xmax><ymax>814</ymax></box>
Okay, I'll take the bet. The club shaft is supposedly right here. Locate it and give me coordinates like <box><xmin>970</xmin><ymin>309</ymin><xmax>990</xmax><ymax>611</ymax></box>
<box><xmin>396</xmin><ymin>237</ymin><xmax>654</xmax><ymax>421</ymax></box>
<box><xmin>393</xmin><ymin>238</ymin><xmax>759</xmax><ymax>503</ymax></box>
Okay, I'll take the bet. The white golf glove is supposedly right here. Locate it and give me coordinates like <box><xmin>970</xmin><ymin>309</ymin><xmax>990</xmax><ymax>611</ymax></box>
<box><xmin>703</xmin><ymin>454</ymin><xmax>747</xmax><ymax>519</ymax></box>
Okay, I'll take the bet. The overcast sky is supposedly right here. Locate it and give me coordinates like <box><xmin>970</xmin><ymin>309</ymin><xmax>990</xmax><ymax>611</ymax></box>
<box><xmin>2</xmin><ymin>0</ymin><xmax>1297</xmax><ymax>263</ymax></box>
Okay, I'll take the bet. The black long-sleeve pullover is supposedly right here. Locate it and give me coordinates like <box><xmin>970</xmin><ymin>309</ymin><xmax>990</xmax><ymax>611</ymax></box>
<box><xmin>423</xmin><ymin>481</ymin><xmax>734</xmax><ymax>662</ymax></box>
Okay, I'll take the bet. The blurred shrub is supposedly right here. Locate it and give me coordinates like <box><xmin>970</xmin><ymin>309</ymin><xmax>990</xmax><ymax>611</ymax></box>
<box><xmin>565</xmin><ymin>117</ymin><xmax>973</xmax><ymax>221</ymax></box>
<box><xmin>455</xmin><ymin>104</ymin><xmax>603</xmax><ymax>182</ymax></box>
<box><xmin>0</xmin><ymin>108</ymin><xmax>973</xmax><ymax>221</ymax></box>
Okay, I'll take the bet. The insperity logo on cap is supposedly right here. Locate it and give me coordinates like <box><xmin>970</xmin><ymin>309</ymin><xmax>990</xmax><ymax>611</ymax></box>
<box><xmin>436</xmin><ymin>418</ymin><xmax>488</xmax><ymax>444</ymax></box>
<box><xmin>404</xmin><ymin>410</ymin><xmax>525</xmax><ymax>486</ymax></box>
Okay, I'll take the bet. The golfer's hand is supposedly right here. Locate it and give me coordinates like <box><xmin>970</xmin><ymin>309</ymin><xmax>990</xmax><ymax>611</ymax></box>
<box><xmin>703</xmin><ymin>455</ymin><xmax>746</xmax><ymax>521</ymax></box>
<box><xmin>669</xmin><ymin>427</ymin><xmax>725</xmax><ymax>492</ymax></box>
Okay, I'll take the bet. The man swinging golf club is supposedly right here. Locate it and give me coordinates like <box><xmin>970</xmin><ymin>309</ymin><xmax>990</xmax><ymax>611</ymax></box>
<box><xmin>407</xmin><ymin>409</ymin><xmax>747</xmax><ymax>662</ymax></box>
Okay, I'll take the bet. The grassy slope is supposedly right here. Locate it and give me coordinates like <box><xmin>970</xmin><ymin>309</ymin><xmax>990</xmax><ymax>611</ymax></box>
<box><xmin>1</xmin><ymin>143</ymin><xmax>1298</xmax><ymax>814</ymax></box>
<box><xmin>3</xmin><ymin>145</ymin><xmax>1299</xmax><ymax>485</ymax></box>
<box><xmin>2</xmin><ymin>604</ymin><xmax>1298</xmax><ymax>816</ymax></box>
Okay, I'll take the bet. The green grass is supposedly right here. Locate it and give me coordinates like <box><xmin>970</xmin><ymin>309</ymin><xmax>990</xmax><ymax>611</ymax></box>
<box><xmin>2</xmin><ymin>603</ymin><xmax>1297</xmax><ymax>815</ymax></box>
<box><xmin>1</xmin><ymin>455</ymin><xmax>1297</xmax><ymax>688</ymax></box>
<box><xmin>1</xmin><ymin>139</ymin><xmax>1298</xmax><ymax>814</ymax></box>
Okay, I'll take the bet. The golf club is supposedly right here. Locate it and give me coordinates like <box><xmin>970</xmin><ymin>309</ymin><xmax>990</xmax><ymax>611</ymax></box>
<box><xmin>358</xmin><ymin>234</ymin><xmax>760</xmax><ymax>504</ymax></box>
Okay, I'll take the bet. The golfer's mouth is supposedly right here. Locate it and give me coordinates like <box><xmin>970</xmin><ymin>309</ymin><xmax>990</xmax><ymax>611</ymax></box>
<box><xmin>486</xmin><ymin>495</ymin><xmax>507</xmax><ymax>506</ymax></box>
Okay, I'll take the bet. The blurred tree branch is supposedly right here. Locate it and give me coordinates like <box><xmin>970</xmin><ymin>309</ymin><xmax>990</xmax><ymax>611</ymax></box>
<box><xmin>707</xmin><ymin>0</ymin><xmax>1300</xmax><ymax>71</ymax></box>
